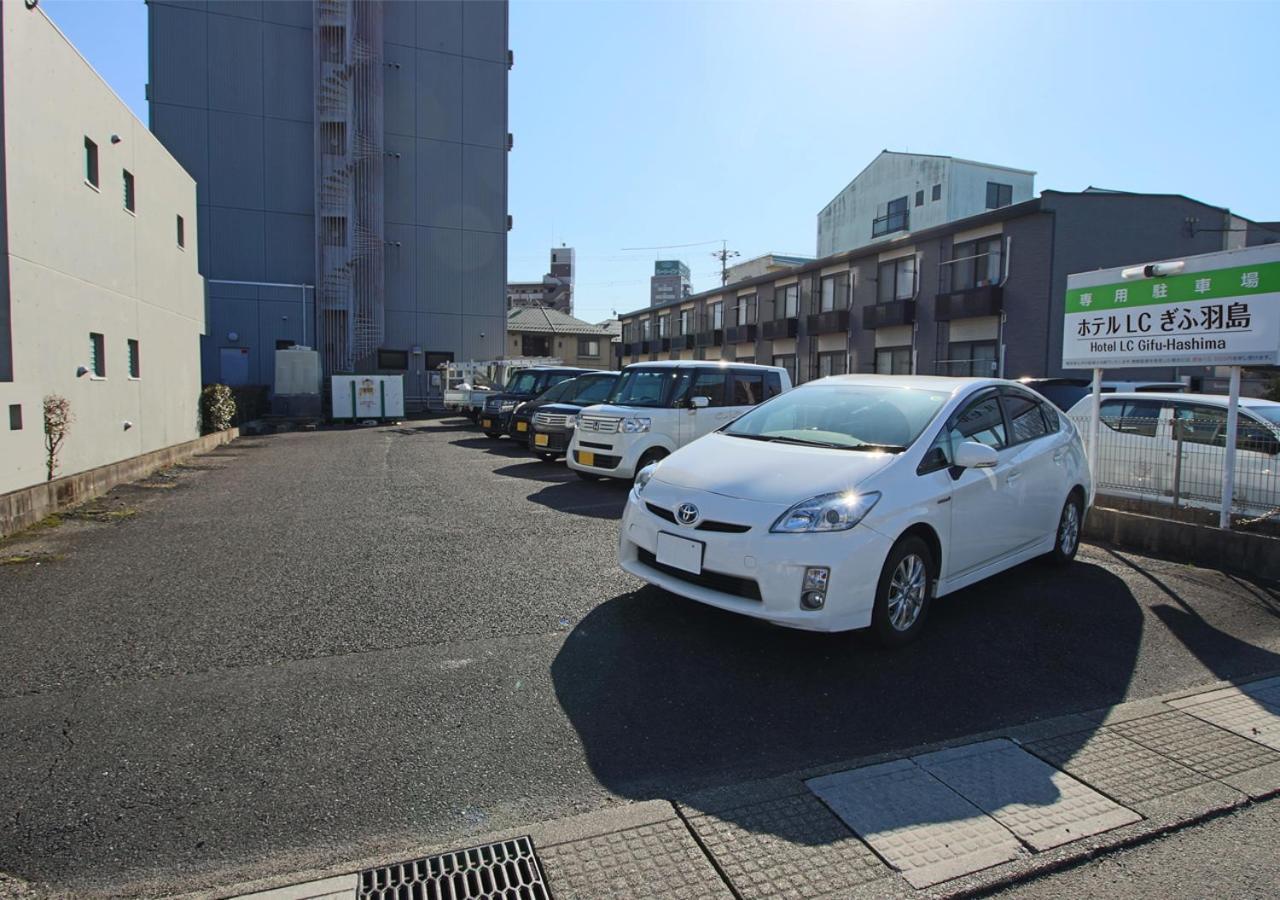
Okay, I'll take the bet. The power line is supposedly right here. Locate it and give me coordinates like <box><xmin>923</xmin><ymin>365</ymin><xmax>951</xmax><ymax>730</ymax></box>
<box><xmin>620</xmin><ymin>238</ymin><xmax>725</xmax><ymax>251</ymax></box>
<box><xmin>711</xmin><ymin>240</ymin><xmax>740</xmax><ymax>286</ymax></box>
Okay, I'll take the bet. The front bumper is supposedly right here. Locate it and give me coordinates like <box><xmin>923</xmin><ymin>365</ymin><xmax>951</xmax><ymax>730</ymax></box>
<box><xmin>566</xmin><ymin>434</ymin><xmax>645</xmax><ymax>479</ymax></box>
<box><xmin>530</xmin><ymin>427</ymin><xmax>572</xmax><ymax>453</ymax></box>
<box><xmin>480</xmin><ymin>410</ymin><xmax>513</xmax><ymax>433</ymax></box>
<box><xmin>617</xmin><ymin>483</ymin><xmax>891</xmax><ymax>633</ymax></box>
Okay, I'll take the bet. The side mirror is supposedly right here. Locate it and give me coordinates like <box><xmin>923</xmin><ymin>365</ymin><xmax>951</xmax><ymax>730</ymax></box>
<box><xmin>689</xmin><ymin>396</ymin><xmax>710</xmax><ymax>409</ymax></box>
<box><xmin>954</xmin><ymin>441</ymin><xmax>998</xmax><ymax>469</ymax></box>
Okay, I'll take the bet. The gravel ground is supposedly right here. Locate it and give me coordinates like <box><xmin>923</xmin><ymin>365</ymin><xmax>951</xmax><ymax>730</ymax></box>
<box><xmin>1</xmin><ymin>419</ymin><xmax>1277</xmax><ymax>897</ymax></box>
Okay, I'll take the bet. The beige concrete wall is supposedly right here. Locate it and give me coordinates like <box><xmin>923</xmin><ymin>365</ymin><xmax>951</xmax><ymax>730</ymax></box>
<box><xmin>506</xmin><ymin>332</ymin><xmax>612</xmax><ymax>370</ymax></box>
<box><xmin>0</xmin><ymin>5</ymin><xmax>204</xmax><ymax>494</ymax></box>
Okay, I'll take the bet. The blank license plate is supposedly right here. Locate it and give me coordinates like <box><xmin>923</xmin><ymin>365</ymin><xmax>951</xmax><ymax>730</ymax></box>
<box><xmin>534</xmin><ymin>433</ymin><xmax>549</xmax><ymax>447</ymax></box>
<box><xmin>578</xmin><ymin>450</ymin><xmax>595</xmax><ymax>467</ymax></box>
<box><xmin>482</xmin><ymin>418</ymin><xmax>492</xmax><ymax>428</ymax></box>
<box><xmin>516</xmin><ymin>421</ymin><xmax>528</xmax><ymax>432</ymax></box>
<box><xmin>656</xmin><ymin>532</ymin><xmax>704</xmax><ymax>575</ymax></box>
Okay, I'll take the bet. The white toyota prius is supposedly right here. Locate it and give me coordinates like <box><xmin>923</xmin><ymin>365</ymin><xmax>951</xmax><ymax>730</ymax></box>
<box><xmin>619</xmin><ymin>375</ymin><xmax>1091</xmax><ymax>645</ymax></box>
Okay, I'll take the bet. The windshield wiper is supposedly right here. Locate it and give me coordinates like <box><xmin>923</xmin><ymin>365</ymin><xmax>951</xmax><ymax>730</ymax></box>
<box><xmin>726</xmin><ymin>433</ymin><xmax>905</xmax><ymax>452</ymax></box>
<box><xmin>841</xmin><ymin>443</ymin><xmax>906</xmax><ymax>453</ymax></box>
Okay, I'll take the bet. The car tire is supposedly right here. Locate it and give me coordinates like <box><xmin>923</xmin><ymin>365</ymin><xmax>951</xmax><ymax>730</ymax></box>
<box><xmin>536</xmin><ymin>452</ymin><xmax>558</xmax><ymax>463</ymax></box>
<box><xmin>1044</xmin><ymin>494</ymin><xmax>1083</xmax><ymax>566</ymax></box>
<box><xmin>870</xmin><ymin>536</ymin><xmax>935</xmax><ymax>648</ymax></box>
<box><xmin>632</xmin><ymin>448</ymin><xmax>668</xmax><ymax>483</ymax></box>
<box><xmin>483</xmin><ymin>431</ymin><xmax>503</xmax><ymax>440</ymax></box>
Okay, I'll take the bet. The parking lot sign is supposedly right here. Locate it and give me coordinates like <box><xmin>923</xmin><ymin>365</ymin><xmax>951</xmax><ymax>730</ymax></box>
<box><xmin>1063</xmin><ymin>244</ymin><xmax>1280</xmax><ymax>370</ymax></box>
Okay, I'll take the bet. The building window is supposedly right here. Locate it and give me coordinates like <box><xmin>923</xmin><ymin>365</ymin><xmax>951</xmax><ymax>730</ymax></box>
<box><xmin>735</xmin><ymin>294</ymin><xmax>756</xmax><ymax>326</ymax></box>
<box><xmin>944</xmin><ymin>340</ymin><xmax>998</xmax><ymax>377</ymax></box>
<box><xmin>321</xmin><ymin>216</ymin><xmax>346</xmax><ymax>247</ymax></box>
<box><xmin>639</xmin><ymin>318</ymin><xmax>651</xmax><ymax>340</ymax></box>
<box><xmin>8</xmin><ymin>404</ymin><xmax>21</xmax><ymax>431</ymax></box>
<box><xmin>931</xmin><ymin>183</ymin><xmax>941</xmax><ymax>202</ymax></box>
<box><xmin>947</xmin><ymin>236</ymin><xmax>1003</xmax><ymax>291</ymax></box>
<box><xmin>876</xmin><ymin>346</ymin><xmax>912</xmax><ymax>375</ymax></box>
<box><xmin>817</xmin><ymin>350</ymin><xmax>847</xmax><ymax>378</ymax></box>
<box><xmin>708</xmin><ymin>301</ymin><xmax>723</xmax><ymax>330</ymax></box>
<box><xmin>90</xmin><ymin>332</ymin><xmax>105</xmax><ymax>377</ymax></box>
<box><xmin>985</xmin><ymin>181</ymin><xmax>1013</xmax><ymax>209</ymax></box>
<box><xmin>123</xmin><ymin>170</ymin><xmax>136</xmax><ymax>212</ymax></box>
<box><xmin>176</xmin><ymin>215</ymin><xmax>185</xmax><ymax>248</ymax></box>
<box><xmin>657</xmin><ymin>315</ymin><xmax>670</xmax><ymax>338</ymax></box>
<box><xmin>877</xmin><ymin>256</ymin><xmax>917</xmax><ymax>303</ymax></box>
<box><xmin>819</xmin><ymin>272</ymin><xmax>849</xmax><ymax>312</ymax></box>
<box><xmin>578</xmin><ymin>337</ymin><xmax>600</xmax><ymax>357</ymax></box>
<box><xmin>84</xmin><ymin>137</ymin><xmax>99</xmax><ymax>188</ymax></box>
<box><xmin>915</xmin><ymin>190</ymin><xmax>924</xmax><ymax>207</ymax></box>
<box><xmin>772</xmin><ymin>354</ymin><xmax>797</xmax><ymax>384</ymax></box>
<box><xmin>521</xmin><ymin>334</ymin><xmax>551</xmax><ymax>356</ymax></box>
<box><xmin>377</xmin><ymin>349</ymin><xmax>409</xmax><ymax>369</ymax></box>
<box><xmin>127</xmin><ymin>339</ymin><xmax>140</xmax><ymax>378</ymax></box>
<box><xmin>872</xmin><ymin>196</ymin><xmax>909</xmax><ymax>237</ymax></box>
<box><xmin>775</xmin><ymin>284</ymin><xmax>798</xmax><ymax>319</ymax></box>
<box><xmin>276</xmin><ymin>339</ymin><xmax>297</xmax><ymax>350</ymax></box>
<box><xmin>678</xmin><ymin>308</ymin><xmax>694</xmax><ymax>335</ymax></box>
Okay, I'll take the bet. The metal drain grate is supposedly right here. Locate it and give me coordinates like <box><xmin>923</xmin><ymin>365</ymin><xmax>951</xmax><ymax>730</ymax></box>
<box><xmin>357</xmin><ymin>836</ymin><xmax>550</xmax><ymax>900</ymax></box>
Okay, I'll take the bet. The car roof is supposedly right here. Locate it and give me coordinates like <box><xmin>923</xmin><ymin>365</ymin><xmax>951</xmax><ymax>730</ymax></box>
<box><xmin>1079</xmin><ymin>392</ymin><xmax>1280</xmax><ymax>408</ymax></box>
<box><xmin>622</xmin><ymin>360</ymin><xmax>786</xmax><ymax>372</ymax></box>
<box><xmin>810</xmin><ymin>374</ymin><xmax>1012</xmax><ymax>394</ymax></box>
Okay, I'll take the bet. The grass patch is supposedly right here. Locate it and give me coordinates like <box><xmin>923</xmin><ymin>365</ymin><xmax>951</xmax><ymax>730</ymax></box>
<box><xmin>1</xmin><ymin>552</ymin><xmax>61</xmax><ymax>566</ymax></box>
<box><xmin>62</xmin><ymin>503</ymin><xmax>138</xmax><ymax>523</ymax></box>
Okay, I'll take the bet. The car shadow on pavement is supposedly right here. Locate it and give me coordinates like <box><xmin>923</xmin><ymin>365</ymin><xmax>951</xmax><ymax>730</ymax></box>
<box><xmin>449</xmin><ymin>437</ymin><xmax>529</xmax><ymax>457</ymax></box>
<box><xmin>493</xmin><ymin>460</ymin><xmax>576</xmax><ymax>483</ymax></box>
<box><xmin>552</xmin><ymin>556</ymin><xmax>1150</xmax><ymax>844</ymax></box>
<box><xmin>526</xmin><ymin>478</ymin><xmax>628</xmax><ymax>519</ymax></box>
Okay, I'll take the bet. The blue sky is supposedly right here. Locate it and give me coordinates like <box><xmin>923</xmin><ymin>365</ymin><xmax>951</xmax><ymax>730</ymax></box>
<box><xmin>43</xmin><ymin>0</ymin><xmax>1280</xmax><ymax>323</ymax></box>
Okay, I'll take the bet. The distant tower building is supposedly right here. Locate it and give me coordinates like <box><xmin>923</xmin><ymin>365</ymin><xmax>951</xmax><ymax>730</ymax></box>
<box><xmin>650</xmin><ymin>259</ymin><xmax>691</xmax><ymax>306</ymax></box>
<box><xmin>506</xmin><ymin>246</ymin><xmax>574</xmax><ymax>313</ymax></box>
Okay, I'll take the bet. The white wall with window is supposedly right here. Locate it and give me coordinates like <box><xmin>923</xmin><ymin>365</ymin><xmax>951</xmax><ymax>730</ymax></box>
<box><xmin>0</xmin><ymin>4</ymin><xmax>204</xmax><ymax>494</ymax></box>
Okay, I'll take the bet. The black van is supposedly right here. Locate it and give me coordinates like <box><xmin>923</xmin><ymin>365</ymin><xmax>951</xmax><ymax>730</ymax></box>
<box><xmin>479</xmin><ymin>367</ymin><xmax>590</xmax><ymax>439</ymax></box>
<box><xmin>508</xmin><ymin>370</ymin><xmax>620</xmax><ymax>448</ymax></box>
<box><xmin>523</xmin><ymin>371</ymin><xmax>621</xmax><ymax>460</ymax></box>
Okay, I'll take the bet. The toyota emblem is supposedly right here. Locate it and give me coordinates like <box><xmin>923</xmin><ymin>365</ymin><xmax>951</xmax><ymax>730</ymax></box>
<box><xmin>677</xmin><ymin>502</ymin><xmax>700</xmax><ymax>525</ymax></box>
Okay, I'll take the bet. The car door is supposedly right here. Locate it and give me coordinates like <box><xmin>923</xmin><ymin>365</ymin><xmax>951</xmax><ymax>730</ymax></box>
<box><xmin>1232</xmin><ymin>414</ymin><xmax>1280</xmax><ymax>512</ymax></box>
<box><xmin>1095</xmin><ymin>398</ymin><xmax>1169</xmax><ymax>498</ymax></box>
<box><xmin>1170</xmin><ymin>402</ymin><xmax>1227</xmax><ymax>506</ymax></box>
<box><xmin>941</xmin><ymin>389</ymin><xmax>1024</xmax><ymax>578</ymax></box>
<box><xmin>1000</xmin><ymin>389</ymin><xmax>1067</xmax><ymax>547</ymax></box>
<box><xmin>683</xmin><ymin>368</ymin><xmax>731</xmax><ymax>443</ymax></box>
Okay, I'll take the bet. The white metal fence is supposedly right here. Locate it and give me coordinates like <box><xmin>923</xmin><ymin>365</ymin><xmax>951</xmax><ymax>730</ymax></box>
<box><xmin>1071</xmin><ymin>414</ymin><xmax>1280</xmax><ymax>522</ymax></box>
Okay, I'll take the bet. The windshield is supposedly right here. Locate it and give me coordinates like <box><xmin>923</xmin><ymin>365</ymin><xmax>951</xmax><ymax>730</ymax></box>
<box><xmin>724</xmin><ymin>384</ymin><xmax>950</xmax><ymax>450</ymax></box>
<box><xmin>508</xmin><ymin>371</ymin><xmax>541</xmax><ymax>394</ymax></box>
<box><xmin>607</xmin><ymin>368</ymin><xmax>688</xmax><ymax>408</ymax></box>
<box><xmin>568</xmin><ymin>374</ymin><xmax>618</xmax><ymax>404</ymax></box>
<box><xmin>536</xmin><ymin>379</ymin><xmax>575</xmax><ymax>403</ymax></box>
<box><xmin>1250</xmin><ymin>407</ymin><xmax>1280</xmax><ymax>428</ymax></box>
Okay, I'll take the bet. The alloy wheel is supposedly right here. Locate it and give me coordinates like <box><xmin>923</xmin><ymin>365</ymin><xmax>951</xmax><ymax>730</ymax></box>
<box><xmin>1059</xmin><ymin>502</ymin><xmax>1080</xmax><ymax>557</ymax></box>
<box><xmin>887</xmin><ymin>553</ymin><xmax>927</xmax><ymax>632</ymax></box>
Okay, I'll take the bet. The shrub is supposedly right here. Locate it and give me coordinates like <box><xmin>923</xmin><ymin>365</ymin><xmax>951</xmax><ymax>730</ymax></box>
<box><xmin>43</xmin><ymin>394</ymin><xmax>72</xmax><ymax>481</ymax></box>
<box><xmin>200</xmin><ymin>384</ymin><xmax>237</xmax><ymax>435</ymax></box>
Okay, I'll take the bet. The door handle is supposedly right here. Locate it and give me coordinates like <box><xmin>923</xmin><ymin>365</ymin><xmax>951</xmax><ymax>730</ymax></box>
<box><xmin>1007</xmin><ymin>469</ymin><xmax>1021</xmax><ymax>482</ymax></box>
<box><xmin>1053</xmin><ymin>448</ymin><xmax>1066</xmax><ymax>462</ymax></box>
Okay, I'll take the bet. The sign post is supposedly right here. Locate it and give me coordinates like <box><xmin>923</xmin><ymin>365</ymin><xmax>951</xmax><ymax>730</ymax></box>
<box><xmin>1064</xmin><ymin>245</ymin><xmax>1280</xmax><ymax>529</ymax></box>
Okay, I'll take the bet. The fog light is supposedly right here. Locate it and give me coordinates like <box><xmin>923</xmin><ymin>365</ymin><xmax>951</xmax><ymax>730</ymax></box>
<box><xmin>800</xmin><ymin>591</ymin><xmax>826</xmax><ymax>610</ymax></box>
<box><xmin>803</xmin><ymin>567</ymin><xmax>830</xmax><ymax>591</ymax></box>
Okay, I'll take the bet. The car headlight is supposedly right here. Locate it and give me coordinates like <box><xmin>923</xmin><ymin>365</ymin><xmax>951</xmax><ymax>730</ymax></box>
<box><xmin>621</xmin><ymin>417</ymin><xmax>651</xmax><ymax>433</ymax></box>
<box><xmin>633</xmin><ymin>462</ymin><xmax>658</xmax><ymax>495</ymax></box>
<box><xmin>770</xmin><ymin>491</ymin><xmax>881</xmax><ymax>534</ymax></box>
<box><xmin>573</xmin><ymin>413</ymin><xmax>583</xmax><ymax>429</ymax></box>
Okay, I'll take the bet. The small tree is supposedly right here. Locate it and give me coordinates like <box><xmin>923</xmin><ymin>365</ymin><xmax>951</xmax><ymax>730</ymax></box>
<box><xmin>199</xmin><ymin>384</ymin><xmax>236</xmax><ymax>435</ymax></box>
<box><xmin>43</xmin><ymin>394</ymin><xmax>72</xmax><ymax>482</ymax></box>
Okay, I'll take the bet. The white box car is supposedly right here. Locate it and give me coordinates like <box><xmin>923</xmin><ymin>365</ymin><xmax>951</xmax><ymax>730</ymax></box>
<box><xmin>568</xmin><ymin>362</ymin><xmax>792</xmax><ymax>481</ymax></box>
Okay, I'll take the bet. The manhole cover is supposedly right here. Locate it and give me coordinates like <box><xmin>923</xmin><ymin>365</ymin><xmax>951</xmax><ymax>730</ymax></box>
<box><xmin>357</xmin><ymin>836</ymin><xmax>550</xmax><ymax>900</ymax></box>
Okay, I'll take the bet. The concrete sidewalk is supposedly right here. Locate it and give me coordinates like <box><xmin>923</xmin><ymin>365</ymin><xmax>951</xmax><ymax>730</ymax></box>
<box><xmin>212</xmin><ymin>671</ymin><xmax>1280</xmax><ymax>900</ymax></box>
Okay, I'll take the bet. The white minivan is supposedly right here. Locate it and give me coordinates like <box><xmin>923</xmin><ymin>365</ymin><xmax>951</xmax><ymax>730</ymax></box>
<box><xmin>568</xmin><ymin>361</ymin><xmax>792</xmax><ymax>481</ymax></box>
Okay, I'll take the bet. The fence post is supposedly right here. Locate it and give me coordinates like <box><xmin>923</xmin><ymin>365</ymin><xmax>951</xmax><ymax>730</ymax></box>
<box><xmin>1171</xmin><ymin>420</ymin><xmax>1183</xmax><ymax>508</ymax></box>
<box><xmin>1220</xmin><ymin>365</ymin><xmax>1242</xmax><ymax>530</ymax></box>
<box><xmin>1087</xmin><ymin>368</ymin><xmax>1102</xmax><ymax>506</ymax></box>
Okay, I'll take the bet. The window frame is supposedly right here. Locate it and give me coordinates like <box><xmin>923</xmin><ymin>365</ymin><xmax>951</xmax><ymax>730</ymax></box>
<box><xmin>176</xmin><ymin>215</ymin><xmax>185</xmax><ymax>248</ymax></box>
<box><xmin>89</xmin><ymin>332</ymin><xmax>106</xmax><ymax>378</ymax></box>
<box><xmin>985</xmin><ymin>181</ymin><xmax>1013</xmax><ymax>209</ymax></box>
<box><xmin>729</xmin><ymin>368</ymin><xmax>766</xmax><ymax>406</ymax></box>
<box><xmin>377</xmin><ymin>349</ymin><xmax>409</xmax><ymax>370</ymax></box>
<box><xmin>877</xmin><ymin>255</ymin><xmax>917</xmax><ymax>304</ymax></box>
<box><xmin>123</xmin><ymin>169</ymin><xmax>135</xmax><ymax>213</ymax></box>
<box><xmin>875</xmin><ymin>346</ymin><xmax>912</xmax><ymax>375</ymax></box>
<box><xmin>84</xmin><ymin>137</ymin><xmax>99</xmax><ymax>189</ymax></box>
<box><xmin>816</xmin><ymin>350</ymin><xmax>847</xmax><ymax>378</ymax></box>
<box><xmin>775</xmin><ymin>283</ymin><xmax>798</xmax><ymax>319</ymax></box>
<box><xmin>577</xmin><ymin>337</ymin><xmax>601</xmax><ymax>358</ymax></box>
<box><xmin>819</xmin><ymin>272</ymin><xmax>848</xmax><ymax>313</ymax></box>
<box><xmin>735</xmin><ymin>293</ymin><xmax>757</xmax><ymax>326</ymax></box>
<box><xmin>999</xmin><ymin>388</ymin><xmax>1053</xmax><ymax>447</ymax></box>
<box><xmin>872</xmin><ymin>196</ymin><xmax>910</xmax><ymax>237</ymax></box>
<box><xmin>127</xmin><ymin>338</ymin><xmax>141</xmax><ymax>379</ymax></box>
<box><xmin>688</xmin><ymin>367</ymin><xmax>729</xmax><ymax>407</ymax></box>
<box><xmin>931</xmin><ymin>183</ymin><xmax>941</xmax><ymax>202</ymax></box>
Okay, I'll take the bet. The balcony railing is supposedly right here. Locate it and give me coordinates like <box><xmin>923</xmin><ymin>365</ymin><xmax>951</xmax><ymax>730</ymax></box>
<box><xmin>862</xmin><ymin>300</ymin><xmax>916</xmax><ymax>329</ymax></box>
<box><xmin>724</xmin><ymin>323</ymin><xmax>757</xmax><ymax>344</ymax></box>
<box><xmin>695</xmin><ymin>328</ymin><xmax>723</xmax><ymax>347</ymax></box>
<box><xmin>872</xmin><ymin>209</ymin><xmax>909</xmax><ymax>238</ymax></box>
<box><xmin>934</xmin><ymin>284</ymin><xmax>1003</xmax><ymax>321</ymax></box>
<box><xmin>669</xmin><ymin>333</ymin><xmax>695</xmax><ymax>350</ymax></box>
<box><xmin>805</xmin><ymin>309</ymin><xmax>850</xmax><ymax>334</ymax></box>
<box><xmin>761</xmin><ymin>317</ymin><xmax>798</xmax><ymax>340</ymax></box>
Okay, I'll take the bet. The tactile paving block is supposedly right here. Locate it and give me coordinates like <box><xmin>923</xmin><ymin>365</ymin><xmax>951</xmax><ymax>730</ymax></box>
<box><xmin>915</xmin><ymin>739</ymin><xmax>1141</xmax><ymax>851</ymax></box>
<box><xmin>539</xmin><ymin>819</ymin><xmax>732</xmax><ymax>900</ymax></box>
<box><xmin>1026</xmin><ymin>727</ymin><xmax>1210</xmax><ymax>805</ymax></box>
<box><xmin>1113</xmin><ymin>711</ymin><xmax>1280</xmax><ymax>780</ymax></box>
<box><xmin>807</xmin><ymin>758</ymin><xmax>1024</xmax><ymax>889</ymax></box>
<box><xmin>683</xmin><ymin>792</ymin><xmax>891</xmax><ymax>900</ymax></box>
<box><xmin>1176</xmin><ymin>693</ymin><xmax>1280</xmax><ymax>752</ymax></box>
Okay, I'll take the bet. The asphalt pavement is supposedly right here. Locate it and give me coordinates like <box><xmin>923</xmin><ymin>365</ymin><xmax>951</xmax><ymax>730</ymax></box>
<box><xmin>1</xmin><ymin>419</ymin><xmax>1278</xmax><ymax>897</ymax></box>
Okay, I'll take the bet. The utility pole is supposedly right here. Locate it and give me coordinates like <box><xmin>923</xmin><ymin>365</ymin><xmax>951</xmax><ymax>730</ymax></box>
<box><xmin>711</xmin><ymin>241</ymin><xmax>740</xmax><ymax>286</ymax></box>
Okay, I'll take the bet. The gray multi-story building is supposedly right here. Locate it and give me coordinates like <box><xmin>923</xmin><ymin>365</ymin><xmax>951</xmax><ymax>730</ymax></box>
<box><xmin>650</xmin><ymin>259</ymin><xmax>690</xmax><ymax>307</ymax></box>
<box><xmin>507</xmin><ymin>246</ymin><xmax>574</xmax><ymax>313</ymax></box>
<box><xmin>147</xmin><ymin>0</ymin><xmax>510</xmax><ymax>410</ymax></box>
<box><xmin>619</xmin><ymin>188</ymin><xmax>1279</xmax><ymax>388</ymax></box>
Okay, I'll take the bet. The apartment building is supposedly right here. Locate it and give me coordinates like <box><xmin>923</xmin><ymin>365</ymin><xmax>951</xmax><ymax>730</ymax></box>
<box><xmin>817</xmin><ymin>151</ymin><xmax>1035</xmax><ymax>257</ymax></box>
<box><xmin>0</xmin><ymin>2</ymin><xmax>205</xmax><ymax>494</ymax></box>
<box><xmin>505</xmin><ymin>307</ymin><xmax>615</xmax><ymax>369</ymax></box>
<box><xmin>507</xmin><ymin>246</ymin><xmax>575</xmax><ymax>313</ymax></box>
<box><xmin>148</xmin><ymin>0</ymin><xmax>510</xmax><ymax>411</ymax></box>
<box><xmin>619</xmin><ymin>189</ymin><xmax>1279</xmax><ymax>387</ymax></box>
